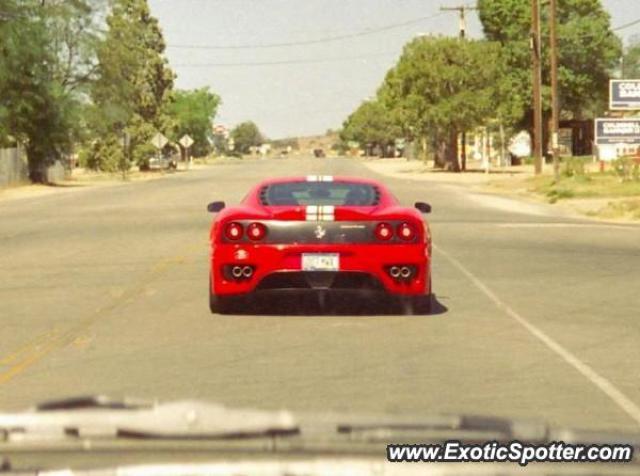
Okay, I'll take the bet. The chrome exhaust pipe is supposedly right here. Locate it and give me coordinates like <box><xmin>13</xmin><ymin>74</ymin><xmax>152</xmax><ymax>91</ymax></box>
<box><xmin>231</xmin><ymin>266</ymin><xmax>244</xmax><ymax>278</ymax></box>
<box><xmin>242</xmin><ymin>266</ymin><xmax>253</xmax><ymax>278</ymax></box>
<box><xmin>400</xmin><ymin>267</ymin><xmax>411</xmax><ymax>278</ymax></box>
<box><xmin>389</xmin><ymin>266</ymin><xmax>401</xmax><ymax>278</ymax></box>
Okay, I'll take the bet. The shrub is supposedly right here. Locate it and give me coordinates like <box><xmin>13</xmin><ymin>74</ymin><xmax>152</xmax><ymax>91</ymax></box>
<box><xmin>546</xmin><ymin>187</ymin><xmax>575</xmax><ymax>203</ymax></box>
<box><xmin>562</xmin><ymin>157</ymin><xmax>585</xmax><ymax>178</ymax></box>
<box><xmin>612</xmin><ymin>157</ymin><xmax>640</xmax><ymax>182</ymax></box>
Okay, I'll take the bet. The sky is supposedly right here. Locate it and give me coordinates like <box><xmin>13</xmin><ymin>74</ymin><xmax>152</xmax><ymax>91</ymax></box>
<box><xmin>148</xmin><ymin>0</ymin><xmax>640</xmax><ymax>139</ymax></box>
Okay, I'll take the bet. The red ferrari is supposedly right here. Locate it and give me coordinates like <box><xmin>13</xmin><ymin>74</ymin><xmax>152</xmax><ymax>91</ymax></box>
<box><xmin>207</xmin><ymin>176</ymin><xmax>432</xmax><ymax>314</ymax></box>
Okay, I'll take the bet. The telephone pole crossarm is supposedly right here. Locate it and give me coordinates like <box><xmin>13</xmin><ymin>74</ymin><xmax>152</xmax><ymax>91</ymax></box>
<box><xmin>439</xmin><ymin>5</ymin><xmax>478</xmax><ymax>39</ymax></box>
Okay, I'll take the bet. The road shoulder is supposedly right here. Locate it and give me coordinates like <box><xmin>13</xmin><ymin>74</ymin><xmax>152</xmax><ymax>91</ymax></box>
<box><xmin>0</xmin><ymin>161</ymin><xmax>219</xmax><ymax>204</ymax></box>
<box><xmin>362</xmin><ymin>158</ymin><xmax>640</xmax><ymax>225</ymax></box>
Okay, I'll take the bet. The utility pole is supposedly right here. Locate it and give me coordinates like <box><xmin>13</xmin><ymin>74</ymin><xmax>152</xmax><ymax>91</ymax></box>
<box><xmin>441</xmin><ymin>4</ymin><xmax>477</xmax><ymax>171</ymax></box>
<box><xmin>549</xmin><ymin>0</ymin><xmax>560</xmax><ymax>181</ymax></box>
<box><xmin>531</xmin><ymin>0</ymin><xmax>543</xmax><ymax>174</ymax></box>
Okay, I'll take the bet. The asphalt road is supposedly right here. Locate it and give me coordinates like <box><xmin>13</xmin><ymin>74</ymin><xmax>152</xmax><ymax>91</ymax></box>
<box><xmin>1</xmin><ymin>157</ymin><xmax>639</xmax><ymax>433</ymax></box>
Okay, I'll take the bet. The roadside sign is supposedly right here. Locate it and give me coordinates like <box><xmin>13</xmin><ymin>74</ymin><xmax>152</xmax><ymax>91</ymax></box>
<box><xmin>151</xmin><ymin>132</ymin><xmax>168</xmax><ymax>150</ymax></box>
<box><xmin>179</xmin><ymin>134</ymin><xmax>194</xmax><ymax>149</ymax></box>
<box><xmin>594</xmin><ymin>118</ymin><xmax>640</xmax><ymax>145</ymax></box>
<box><xmin>610</xmin><ymin>80</ymin><xmax>640</xmax><ymax>110</ymax></box>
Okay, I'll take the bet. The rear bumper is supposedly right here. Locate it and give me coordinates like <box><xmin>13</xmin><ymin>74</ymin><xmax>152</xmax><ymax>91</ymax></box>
<box><xmin>211</xmin><ymin>243</ymin><xmax>430</xmax><ymax>297</ymax></box>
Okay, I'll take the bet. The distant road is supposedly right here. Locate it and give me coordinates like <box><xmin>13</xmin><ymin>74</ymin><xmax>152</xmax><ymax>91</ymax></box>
<box><xmin>1</xmin><ymin>156</ymin><xmax>639</xmax><ymax>432</ymax></box>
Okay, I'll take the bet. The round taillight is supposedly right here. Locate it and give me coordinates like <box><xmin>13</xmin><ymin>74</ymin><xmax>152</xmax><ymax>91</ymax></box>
<box><xmin>397</xmin><ymin>222</ymin><xmax>415</xmax><ymax>241</ymax></box>
<box><xmin>247</xmin><ymin>222</ymin><xmax>267</xmax><ymax>241</ymax></box>
<box><xmin>375</xmin><ymin>222</ymin><xmax>393</xmax><ymax>241</ymax></box>
<box><xmin>224</xmin><ymin>222</ymin><xmax>243</xmax><ymax>240</ymax></box>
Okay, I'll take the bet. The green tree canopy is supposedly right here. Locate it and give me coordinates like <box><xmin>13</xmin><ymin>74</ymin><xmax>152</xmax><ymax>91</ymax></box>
<box><xmin>340</xmin><ymin>100</ymin><xmax>401</xmax><ymax>156</ymax></box>
<box><xmin>169</xmin><ymin>88</ymin><xmax>221</xmax><ymax>157</ymax></box>
<box><xmin>378</xmin><ymin>36</ymin><xmax>503</xmax><ymax>169</ymax></box>
<box><xmin>478</xmin><ymin>0</ymin><xmax>622</xmax><ymax>136</ymax></box>
<box><xmin>0</xmin><ymin>0</ymin><xmax>101</xmax><ymax>181</ymax></box>
<box><xmin>622</xmin><ymin>35</ymin><xmax>640</xmax><ymax>79</ymax></box>
<box><xmin>230</xmin><ymin>121</ymin><xmax>264</xmax><ymax>154</ymax></box>
<box><xmin>86</xmin><ymin>0</ymin><xmax>175</xmax><ymax>172</ymax></box>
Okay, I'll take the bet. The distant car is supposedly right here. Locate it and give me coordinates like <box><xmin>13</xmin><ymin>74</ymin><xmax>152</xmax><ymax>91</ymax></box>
<box><xmin>206</xmin><ymin>176</ymin><xmax>433</xmax><ymax>314</ymax></box>
<box><xmin>148</xmin><ymin>156</ymin><xmax>177</xmax><ymax>171</ymax></box>
<box><xmin>313</xmin><ymin>148</ymin><xmax>325</xmax><ymax>158</ymax></box>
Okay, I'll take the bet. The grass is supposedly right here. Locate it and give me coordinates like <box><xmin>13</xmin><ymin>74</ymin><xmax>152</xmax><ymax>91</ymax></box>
<box><xmin>587</xmin><ymin>199</ymin><xmax>640</xmax><ymax>220</ymax></box>
<box><xmin>485</xmin><ymin>157</ymin><xmax>640</xmax><ymax>220</ymax></box>
<box><xmin>525</xmin><ymin>173</ymin><xmax>640</xmax><ymax>203</ymax></box>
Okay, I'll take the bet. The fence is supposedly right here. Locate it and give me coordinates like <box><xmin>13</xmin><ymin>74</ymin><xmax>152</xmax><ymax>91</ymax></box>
<box><xmin>0</xmin><ymin>147</ymin><xmax>69</xmax><ymax>186</ymax></box>
<box><xmin>0</xmin><ymin>146</ymin><xmax>29</xmax><ymax>187</ymax></box>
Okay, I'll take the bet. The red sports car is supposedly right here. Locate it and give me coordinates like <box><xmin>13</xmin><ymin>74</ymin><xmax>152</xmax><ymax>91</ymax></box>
<box><xmin>207</xmin><ymin>176</ymin><xmax>432</xmax><ymax>314</ymax></box>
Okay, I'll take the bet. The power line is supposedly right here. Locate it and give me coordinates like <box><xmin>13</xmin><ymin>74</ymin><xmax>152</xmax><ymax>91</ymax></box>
<box><xmin>172</xmin><ymin>51</ymin><xmax>399</xmax><ymax>68</ymax></box>
<box><xmin>164</xmin><ymin>10</ymin><xmax>640</xmax><ymax>54</ymax></box>
<box><xmin>613</xmin><ymin>17</ymin><xmax>640</xmax><ymax>32</ymax></box>
<box><xmin>169</xmin><ymin>14</ymin><xmax>640</xmax><ymax>69</ymax></box>
<box><xmin>166</xmin><ymin>12</ymin><xmax>446</xmax><ymax>50</ymax></box>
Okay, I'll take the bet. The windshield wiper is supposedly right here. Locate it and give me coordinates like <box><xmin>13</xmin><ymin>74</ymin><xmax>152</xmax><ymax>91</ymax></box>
<box><xmin>0</xmin><ymin>395</ymin><xmax>298</xmax><ymax>441</ymax></box>
<box><xmin>332</xmin><ymin>413</ymin><xmax>640</xmax><ymax>449</ymax></box>
<box><xmin>335</xmin><ymin>413</ymin><xmax>547</xmax><ymax>441</ymax></box>
<box><xmin>2</xmin><ymin>397</ymin><xmax>639</xmax><ymax>459</ymax></box>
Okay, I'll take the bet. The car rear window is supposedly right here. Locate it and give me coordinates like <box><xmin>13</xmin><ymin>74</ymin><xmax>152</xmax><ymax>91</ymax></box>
<box><xmin>260</xmin><ymin>182</ymin><xmax>380</xmax><ymax>206</ymax></box>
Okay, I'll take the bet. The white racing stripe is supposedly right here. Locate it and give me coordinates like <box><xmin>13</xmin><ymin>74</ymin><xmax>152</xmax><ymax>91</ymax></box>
<box><xmin>305</xmin><ymin>205</ymin><xmax>335</xmax><ymax>221</ymax></box>
<box><xmin>434</xmin><ymin>244</ymin><xmax>640</xmax><ymax>427</ymax></box>
<box><xmin>306</xmin><ymin>175</ymin><xmax>334</xmax><ymax>182</ymax></box>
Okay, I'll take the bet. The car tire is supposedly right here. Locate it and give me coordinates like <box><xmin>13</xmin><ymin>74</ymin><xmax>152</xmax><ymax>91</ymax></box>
<box><xmin>209</xmin><ymin>276</ymin><xmax>233</xmax><ymax>314</ymax></box>
<box><xmin>398</xmin><ymin>296</ymin><xmax>430</xmax><ymax>315</ymax></box>
<box><xmin>411</xmin><ymin>293</ymin><xmax>433</xmax><ymax>314</ymax></box>
<box><xmin>398</xmin><ymin>280</ymin><xmax>433</xmax><ymax>315</ymax></box>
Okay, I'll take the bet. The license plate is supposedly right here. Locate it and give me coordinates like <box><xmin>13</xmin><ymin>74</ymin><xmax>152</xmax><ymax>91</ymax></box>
<box><xmin>302</xmin><ymin>253</ymin><xmax>339</xmax><ymax>271</ymax></box>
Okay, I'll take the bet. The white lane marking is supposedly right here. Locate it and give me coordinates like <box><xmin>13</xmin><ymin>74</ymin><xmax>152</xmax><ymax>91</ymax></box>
<box><xmin>434</xmin><ymin>244</ymin><xmax>640</xmax><ymax>427</ymax></box>
<box><xmin>497</xmin><ymin>223</ymin><xmax>639</xmax><ymax>230</ymax></box>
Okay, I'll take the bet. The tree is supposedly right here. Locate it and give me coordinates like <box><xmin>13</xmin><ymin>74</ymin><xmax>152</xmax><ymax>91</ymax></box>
<box><xmin>0</xmin><ymin>0</ymin><xmax>100</xmax><ymax>181</ymax></box>
<box><xmin>46</xmin><ymin>0</ymin><xmax>103</xmax><ymax>95</ymax></box>
<box><xmin>86</xmin><ymin>0</ymin><xmax>175</xmax><ymax>172</ymax></box>
<box><xmin>378</xmin><ymin>36</ymin><xmax>503</xmax><ymax>170</ymax></box>
<box><xmin>230</xmin><ymin>121</ymin><xmax>263</xmax><ymax>154</ymax></box>
<box><xmin>622</xmin><ymin>35</ymin><xmax>640</xmax><ymax>79</ymax></box>
<box><xmin>340</xmin><ymin>100</ymin><xmax>401</xmax><ymax>157</ymax></box>
<box><xmin>478</xmin><ymin>0</ymin><xmax>622</xmax><ymax>148</ymax></box>
<box><xmin>169</xmin><ymin>87</ymin><xmax>220</xmax><ymax>158</ymax></box>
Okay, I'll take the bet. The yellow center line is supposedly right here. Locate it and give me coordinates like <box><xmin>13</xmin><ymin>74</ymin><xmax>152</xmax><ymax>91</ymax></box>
<box><xmin>0</xmin><ymin>245</ymin><xmax>200</xmax><ymax>386</ymax></box>
<box><xmin>0</xmin><ymin>329</ymin><xmax>61</xmax><ymax>366</ymax></box>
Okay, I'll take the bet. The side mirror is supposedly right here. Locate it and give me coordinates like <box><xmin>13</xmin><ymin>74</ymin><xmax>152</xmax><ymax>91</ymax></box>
<box><xmin>415</xmin><ymin>201</ymin><xmax>431</xmax><ymax>214</ymax></box>
<box><xmin>207</xmin><ymin>201</ymin><xmax>226</xmax><ymax>213</ymax></box>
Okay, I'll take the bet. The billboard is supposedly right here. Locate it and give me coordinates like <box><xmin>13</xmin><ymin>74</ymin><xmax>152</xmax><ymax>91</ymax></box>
<box><xmin>610</xmin><ymin>80</ymin><xmax>640</xmax><ymax>110</ymax></box>
<box><xmin>594</xmin><ymin>118</ymin><xmax>640</xmax><ymax>145</ymax></box>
